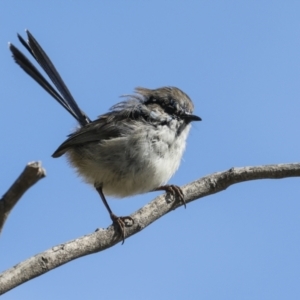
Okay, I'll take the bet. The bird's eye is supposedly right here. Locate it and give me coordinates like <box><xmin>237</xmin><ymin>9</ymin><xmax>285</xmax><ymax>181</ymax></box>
<box><xmin>149</xmin><ymin>96</ymin><xmax>156</xmax><ymax>103</ymax></box>
<box><xmin>166</xmin><ymin>99</ymin><xmax>182</xmax><ymax>116</ymax></box>
<box><xmin>169</xmin><ymin>99</ymin><xmax>175</xmax><ymax>107</ymax></box>
<box><xmin>165</xmin><ymin>106</ymin><xmax>175</xmax><ymax>115</ymax></box>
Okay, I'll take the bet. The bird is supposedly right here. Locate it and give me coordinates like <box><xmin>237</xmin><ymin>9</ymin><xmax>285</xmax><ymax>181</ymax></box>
<box><xmin>9</xmin><ymin>30</ymin><xmax>201</xmax><ymax>243</ymax></box>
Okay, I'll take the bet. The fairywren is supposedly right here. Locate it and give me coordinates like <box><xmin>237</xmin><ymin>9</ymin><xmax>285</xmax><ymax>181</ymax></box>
<box><xmin>9</xmin><ymin>30</ymin><xmax>201</xmax><ymax>243</ymax></box>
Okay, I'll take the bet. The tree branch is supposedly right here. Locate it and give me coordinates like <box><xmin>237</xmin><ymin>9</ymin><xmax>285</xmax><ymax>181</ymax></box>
<box><xmin>0</xmin><ymin>162</ymin><xmax>46</xmax><ymax>234</ymax></box>
<box><xmin>0</xmin><ymin>163</ymin><xmax>299</xmax><ymax>295</ymax></box>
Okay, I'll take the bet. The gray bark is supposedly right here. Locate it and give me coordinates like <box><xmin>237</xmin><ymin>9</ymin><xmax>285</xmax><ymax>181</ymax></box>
<box><xmin>0</xmin><ymin>163</ymin><xmax>299</xmax><ymax>295</ymax></box>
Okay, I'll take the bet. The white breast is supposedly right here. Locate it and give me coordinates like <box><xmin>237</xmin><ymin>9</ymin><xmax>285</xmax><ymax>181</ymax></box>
<box><xmin>66</xmin><ymin>122</ymin><xmax>191</xmax><ymax>198</ymax></box>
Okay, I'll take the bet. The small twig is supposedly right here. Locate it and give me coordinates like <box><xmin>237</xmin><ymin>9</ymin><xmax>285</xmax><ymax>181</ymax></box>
<box><xmin>0</xmin><ymin>161</ymin><xmax>46</xmax><ymax>234</ymax></box>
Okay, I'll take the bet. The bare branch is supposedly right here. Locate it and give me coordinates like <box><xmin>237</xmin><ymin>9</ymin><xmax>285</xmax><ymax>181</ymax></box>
<box><xmin>0</xmin><ymin>162</ymin><xmax>46</xmax><ymax>234</ymax></box>
<box><xmin>0</xmin><ymin>163</ymin><xmax>299</xmax><ymax>295</ymax></box>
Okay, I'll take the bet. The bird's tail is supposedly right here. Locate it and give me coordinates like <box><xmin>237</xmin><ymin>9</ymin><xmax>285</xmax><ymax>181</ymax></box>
<box><xmin>9</xmin><ymin>30</ymin><xmax>90</xmax><ymax>126</ymax></box>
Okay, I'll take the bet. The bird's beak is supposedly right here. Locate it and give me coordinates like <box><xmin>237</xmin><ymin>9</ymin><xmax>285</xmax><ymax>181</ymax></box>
<box><xmin>182</xmin><ymin>113</ymin><xmax>202</xmax><ymax>122</ymax></box>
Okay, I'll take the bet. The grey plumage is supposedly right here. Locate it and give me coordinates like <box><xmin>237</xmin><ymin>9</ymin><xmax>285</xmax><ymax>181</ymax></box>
<box><xmin>9</xmin><ymin>30</ymin><xmax>201</xmax><ymax>242</ymax></box>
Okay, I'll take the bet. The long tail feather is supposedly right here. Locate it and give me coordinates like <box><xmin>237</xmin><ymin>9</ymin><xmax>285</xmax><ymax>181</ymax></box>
<box><xmin>9</xmin><ymin>30</ymin><xmax>91</xmax><ymax>126</ymax></box>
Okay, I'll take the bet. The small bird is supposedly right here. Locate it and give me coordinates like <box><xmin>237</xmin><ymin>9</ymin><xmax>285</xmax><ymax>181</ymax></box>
<box><xmin>9</xmin><ymin>30</ymin><xmax>201</xmax><ymax>243</ymax></box>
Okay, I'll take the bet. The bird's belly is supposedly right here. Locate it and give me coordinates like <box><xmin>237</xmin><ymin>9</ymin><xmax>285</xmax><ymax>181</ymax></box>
<box><xmin>66</xmin><ymin>125</ymin><xmax>190</xmax><ymax>198</ymax></box>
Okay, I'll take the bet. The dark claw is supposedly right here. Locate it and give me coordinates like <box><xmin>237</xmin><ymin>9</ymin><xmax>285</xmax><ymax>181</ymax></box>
<box><xmin>110</xmin><ymin>213</ymin><xmax>134</xmax><ymax>244</ymax></box>
<box><xmin>154</xmin><ymin>184</ymin><xmax>186</xmax><ymax>208</ymax></box>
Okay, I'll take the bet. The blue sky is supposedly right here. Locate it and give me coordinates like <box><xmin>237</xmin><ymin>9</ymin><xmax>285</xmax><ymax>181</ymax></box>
<box><xmin>1</xmin><ymin>1</ymin><xmax>300</xmax><ymax>299</ymax></box>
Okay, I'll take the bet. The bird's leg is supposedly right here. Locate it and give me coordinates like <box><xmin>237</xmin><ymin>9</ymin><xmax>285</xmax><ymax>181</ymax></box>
<box><xmin>95</xmin><ymin>184</ymin><xmax>134</xmax><ymax>244</ymax></box>
<box><xmin>153</xmin><ymin>185</ymin><xmax>186</xmax><ymax>208</ymax></box>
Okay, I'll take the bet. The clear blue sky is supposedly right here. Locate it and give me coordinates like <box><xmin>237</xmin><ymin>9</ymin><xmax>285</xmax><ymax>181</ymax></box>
<box><xmin>1</xmin><ymin>1</ymin><xmax>300</xmax><ymax>299</ymax></box>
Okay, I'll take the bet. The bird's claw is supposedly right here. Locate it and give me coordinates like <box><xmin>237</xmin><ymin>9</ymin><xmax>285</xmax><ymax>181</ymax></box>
<box><xmin>110</xmin><ymin>213</ymin><xmax>134</xmax><ymax>244</ymax></box>
<box><xmin>155</xmin><ymin>184</ymin><xmax>186</xmax><ymax>208</ymax></box>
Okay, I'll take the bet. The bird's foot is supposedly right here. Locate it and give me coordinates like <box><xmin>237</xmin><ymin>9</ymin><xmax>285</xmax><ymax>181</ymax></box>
<box><xmin>110</xmin><ymin>213</ymin><xmax>134</xmax><ymax>244</ymax></box>
<box><xmin>154</xmin><ymin>184</ymin><xmax>186</xmax><ymax>208</ymax></box>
